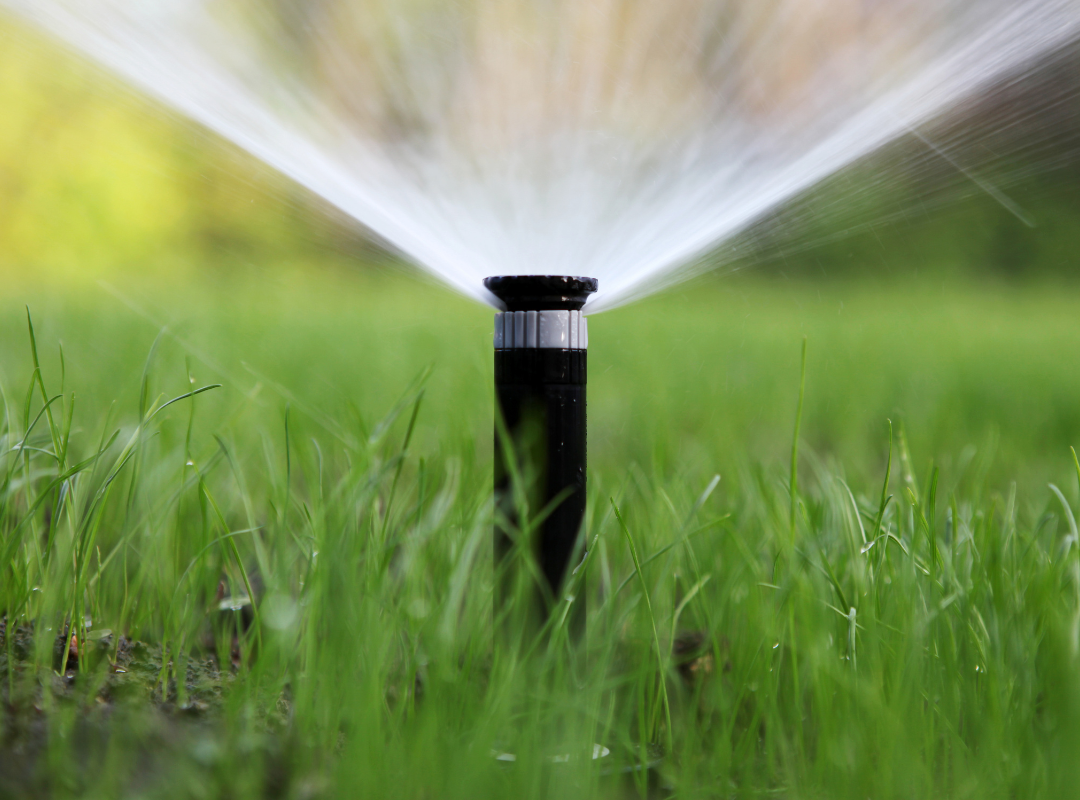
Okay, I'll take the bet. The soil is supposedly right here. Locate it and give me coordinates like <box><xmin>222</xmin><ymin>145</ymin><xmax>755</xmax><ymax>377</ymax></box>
<box><xmin>0</xmin><ymin>618</ymin><xmax>291</xmax><ymax>798</ymax></box>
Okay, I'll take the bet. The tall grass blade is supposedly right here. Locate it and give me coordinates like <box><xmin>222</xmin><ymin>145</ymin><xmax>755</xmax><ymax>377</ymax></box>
<box><xmin>611</xmin><ymin>498</ymin><xmax>672</xmax><ymax>754</ymax></box>
<box><xmin>790</xmin><ymin>337</ymin><xmax>807</xmax><ymax>539</ymax></box>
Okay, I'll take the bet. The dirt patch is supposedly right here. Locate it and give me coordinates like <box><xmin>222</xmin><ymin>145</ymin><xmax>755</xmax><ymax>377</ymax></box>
<box><xmin>0</xmin><ymin>618</ymin><xmax>294</xmax><ymax>798</ymax></box>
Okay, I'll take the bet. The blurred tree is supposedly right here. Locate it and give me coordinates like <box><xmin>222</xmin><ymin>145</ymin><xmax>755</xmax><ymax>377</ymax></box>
<box><xmin>0</xmin><ymin>17</ymin><xmax>371</xmax><ymax>279</ymax></box>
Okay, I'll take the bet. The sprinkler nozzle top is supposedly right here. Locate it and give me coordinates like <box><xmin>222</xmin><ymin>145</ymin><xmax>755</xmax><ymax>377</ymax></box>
<box><xmin>484</xmin><ymin>276</ymin><xmax>597</xmax><ymax>312</ymax></box>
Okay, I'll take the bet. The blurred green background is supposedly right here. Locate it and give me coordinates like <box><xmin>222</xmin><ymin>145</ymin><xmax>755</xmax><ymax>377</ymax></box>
<box><xmin>2</xmin><ymin>16</ymin><xmax>1080</xmax><ymax>496</ymax></box>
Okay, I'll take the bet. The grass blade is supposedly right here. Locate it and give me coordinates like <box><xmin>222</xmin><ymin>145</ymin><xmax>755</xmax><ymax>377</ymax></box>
<box><xmin>791</xmin><ymin>337</ymin><xmax>807</xmax><ymax>539</ymax></box>
<box><xmin>612</xmin><ymin>498</ymin><xmax>672</xmax><ymax>753</ymax></box>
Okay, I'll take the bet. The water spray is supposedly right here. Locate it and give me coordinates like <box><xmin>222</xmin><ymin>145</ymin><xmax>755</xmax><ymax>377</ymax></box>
<box><xmin>485</xmin><ymin>275</ymin><xmax>596</xmax><ymax>628</ymax></box>
<box><xmin>8</xmin><ymin>1</ymin><xmax>1078</xmax><ymax>317</ymax></box>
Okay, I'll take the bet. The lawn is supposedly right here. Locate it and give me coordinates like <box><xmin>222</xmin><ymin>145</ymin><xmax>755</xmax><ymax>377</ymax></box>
<box><xmin>3</xmin><ymin>264</ymin><xmax>1080</xmax><ymax>798</ymax></box>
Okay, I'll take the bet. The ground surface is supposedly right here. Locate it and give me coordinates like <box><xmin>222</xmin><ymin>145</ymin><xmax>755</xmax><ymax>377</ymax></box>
<box><xmin>3</xmin><ymin>266</ymin><xmax>1080</xmax><ymax>798</ymax></box>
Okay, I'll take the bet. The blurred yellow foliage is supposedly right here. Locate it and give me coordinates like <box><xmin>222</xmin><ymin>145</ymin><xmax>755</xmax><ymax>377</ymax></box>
<box><xmin>0</xmin><ymin>17</ymin><xmax>325</xmax><ymax>281</ymax></box>
<box><xmin>1</xmin><ymin>22</ymin><xmax>188</xmax><ymax>275</ymax></box>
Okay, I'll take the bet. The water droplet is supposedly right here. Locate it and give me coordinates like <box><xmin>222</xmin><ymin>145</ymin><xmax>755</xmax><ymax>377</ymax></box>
<box><xmin>218</xmin><ymin>595</ymin><xmax>251</xmax><ymax>612</ymax></box>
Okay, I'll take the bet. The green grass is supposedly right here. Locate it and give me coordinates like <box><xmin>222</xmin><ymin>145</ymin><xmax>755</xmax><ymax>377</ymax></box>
<box><xmin>4</xmin><ymin>265</ymin><xmax>1080</xmax><ymax>798</ymax></box>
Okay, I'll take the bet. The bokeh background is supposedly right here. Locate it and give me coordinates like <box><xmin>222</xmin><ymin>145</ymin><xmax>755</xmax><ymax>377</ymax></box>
<box><xmin>2</xmin><ymin>12</ymin><xmax>1080</xmax><ymax>495</ymax></box>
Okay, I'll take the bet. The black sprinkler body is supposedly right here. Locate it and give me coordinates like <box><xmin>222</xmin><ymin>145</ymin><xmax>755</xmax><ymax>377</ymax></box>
<box><xmin>485</xmin><ymin>275</ymin><xmax>597</xmax><ymax>626</ymax></box>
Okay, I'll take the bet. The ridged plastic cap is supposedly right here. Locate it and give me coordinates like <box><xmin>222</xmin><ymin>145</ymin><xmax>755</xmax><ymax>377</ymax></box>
<box><xmin>484</xmin><ymin>275</ymin><xmax>598</xmax><ymax>311</ymax></box>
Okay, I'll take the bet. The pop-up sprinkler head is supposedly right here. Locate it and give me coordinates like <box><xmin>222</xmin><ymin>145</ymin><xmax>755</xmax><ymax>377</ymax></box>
<box><xmin>485</xmin><ymin>276</ymin><xmax>597</xmax><ymax>629</ymax></box>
